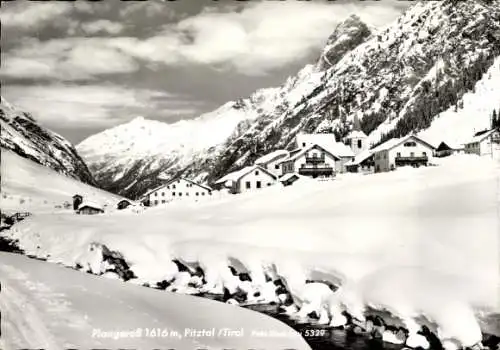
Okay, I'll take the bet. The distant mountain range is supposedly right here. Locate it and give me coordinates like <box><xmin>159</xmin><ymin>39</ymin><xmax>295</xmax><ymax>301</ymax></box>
<box><xmin>4</xmin><ymin>0</ymin><xmax>498</xmax><ymax>201</ymax></box>
<box><xmin>0</xmin><ymin>97</ymin><xmax>96</xmax><ymax>186</ymax></box>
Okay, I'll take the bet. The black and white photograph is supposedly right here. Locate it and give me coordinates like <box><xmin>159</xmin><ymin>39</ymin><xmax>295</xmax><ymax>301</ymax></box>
<box><xmin>0</xmin><ymin>0</ymin><xmax>499</xmax><ymax>349</ymax></box>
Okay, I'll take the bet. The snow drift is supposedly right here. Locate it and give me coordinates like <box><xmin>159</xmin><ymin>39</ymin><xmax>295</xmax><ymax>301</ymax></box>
<box><xmin>3</xmin><ymin>154</ymin><xmax>499</xmax><ymax>346</ymax></box>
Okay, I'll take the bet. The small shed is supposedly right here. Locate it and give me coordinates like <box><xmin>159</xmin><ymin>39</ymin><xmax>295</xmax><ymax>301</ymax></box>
<box><xmin>76</xmin><ymin>202</ymin><xmax>104</xmax><ymax>215</ymax></box>
<box><xmin>280</xmin><ymin>173</ymin><xmax>300</xmax><ymax>187</ymax></box>
<box><xmin>117</xmin><ymin>199</ymin><xmax>132</xmax><ymax>210</ymax></box>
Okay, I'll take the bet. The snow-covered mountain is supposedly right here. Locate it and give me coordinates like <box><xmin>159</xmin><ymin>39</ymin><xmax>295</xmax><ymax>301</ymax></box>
<box><xmin>1</xmin><ymin>97</ymin><xmax>96</xmax><ymax>185</ymax></box>
<box><xmin>78</xmin><ymin>0</ymin><xmax>500</xmax><ymax>199</ymax></box>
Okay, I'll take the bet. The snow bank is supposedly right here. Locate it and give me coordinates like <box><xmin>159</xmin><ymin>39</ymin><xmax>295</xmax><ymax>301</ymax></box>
<box><xmin>4</xmin><ymin>154</ymin><xmax>499</xmax><ymax>346</ymax></box>
<box><xmin>0</xmin><ymin>252</ymin><xmax>310</xmax><ymax>350</ymax></box>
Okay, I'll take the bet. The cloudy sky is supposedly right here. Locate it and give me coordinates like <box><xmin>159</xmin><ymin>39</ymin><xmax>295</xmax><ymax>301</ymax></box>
<box><xmin>1</xmin><ymin>0</ymin><xmax>411</xmax><ymax>143</ymax></box>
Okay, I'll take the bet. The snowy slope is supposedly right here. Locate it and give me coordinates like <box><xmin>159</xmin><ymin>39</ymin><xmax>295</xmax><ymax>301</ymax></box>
<box><xmin>5</xmin><ymin>155</ymin><xmax>499</xmax><ymax>346</ymax></box>
<box><xmin>78</xmin><ymin>0</ymin><xmax>500</xmax><ymax>199</ymax></box>
<box><xmin>0</xmin><ymin>148</ymin><xmax>125</xmax><ymax>215</ymax></box>
<box><xmin>419</xmin><ymin>56</ymin><xmax>500</xmax><ymax>147</ymax></box>
<box><xmin>0</xmin><ymin>97</ymin><xmax>95</xmax><ymax>185</ymax></box>
<box><xmin>0</xmin><ymin>252</ymin><xmax>310</xmax><ymax>350</ymax></box>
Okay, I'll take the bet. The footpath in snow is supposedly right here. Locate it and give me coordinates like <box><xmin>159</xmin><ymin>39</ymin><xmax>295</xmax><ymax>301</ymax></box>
<box><xmin>0</xmin><ymin>251</ymin><xmax>310</xmax><ymax>350</ymax></box>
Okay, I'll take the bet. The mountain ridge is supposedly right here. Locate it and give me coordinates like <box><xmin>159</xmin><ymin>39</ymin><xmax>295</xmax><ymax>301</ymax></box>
<box><xmin>0</xmin><ymin>97</ymin><xmax>96</xmax><ymax>186</ymax></box>
<box><xmin>78</xmin><ymin>0</ymin><xmax>500</xmax><ymax>199</ymax></box>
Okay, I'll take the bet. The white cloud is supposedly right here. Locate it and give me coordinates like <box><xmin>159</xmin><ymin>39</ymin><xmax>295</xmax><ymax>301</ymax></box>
<box><xmin>107</xmin><ymin>1</ymin><xmax>404</xmax><ymax>75</ymax></box>
<box><xmin>1</xmin><ymin>2</ymin><xmax>74</xmax><ymax>30</ymax></box>
<box><xmin>2</xmin><ymin>38</ymin><xmax>139</xmax><ymax>80</ymax></box>
<box><xmin>81</xmin><ymin>20</ymin><xmax>125</xmax><ymax>35</ymax></box>
<box><xmin>3</xmin><ymin>84</ymin><xmax>204</xmax><ymax>128</ymax></box>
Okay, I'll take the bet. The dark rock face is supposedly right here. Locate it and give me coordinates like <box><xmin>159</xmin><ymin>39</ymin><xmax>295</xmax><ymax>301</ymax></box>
<box><xmin>316</xmin><ymin>15</ymin><xmax>372</xmax><ymax>71</ymax></box>
<box><xmin>0</xmin><ymin>97</ymin><xmax>96</xmax><ymax>185</ymax></box>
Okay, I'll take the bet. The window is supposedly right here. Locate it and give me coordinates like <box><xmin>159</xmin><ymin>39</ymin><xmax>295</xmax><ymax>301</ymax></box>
<box><xmin>275</xmin><ymin>164</ymin><xmax>280</xmax><ymax>170</ymax></box>
<box><xmin>256</xmin><ymin>181</ymin><xmax>262</xmax><ymax>189</ymax></box>
<box><xmin>267</xmin><ymin>183</ymin><xmax>271</xmax><ymax>186</ymax></box>
<box><xmin>172</xmin><ymin>192</ymin><xmax>176</xmax><ymax>196</ymax></box>
<box><xmin>357</xmin><ymin>140</ymin><xmax>362</xmax><ymax>148</ymax></box>
<box><xmin>255</xmin><ymin>170</ymin><xmax>259</xmax><ymax>175</ymax></box>
<box><xmin>397</xmin><ymin>152</ymin><xmax>401</xmax><ymax>157</ymax></box>
<box><xmin>154</xmin><ymin>200</ymin><xmax>158</xmax><ymax>205</ymax></box>
<box><xmin>246</xmin><ymin>181</ymin><xmax>251</xmax><ymax>189</ymax></box>
<box><xmin>202</xmin><ymin>192</ymin><xmax>205</xmax><ymax>196</ymax></box>
<box><xmin>209</xmin><ymin>191</ymin><xmax>212</xmax><ymax>195</ymax></box>
<box><xmin>172</xmin><ymin>185</ymin><xmax>176</xmax><ymax>189</ymax></box>
<box><xmin>422</xmin><ymin>152</ymin><xmax>427</xmax><ymax>156</ymax></box>
<box><xmin>167</xmin><ymin>186</ymin><xmax>170</xmax><ymax>189</ymax></box>
<box><xmin>302</xmin><ymin>142</ymin><xmax>306</xmax><ymax>147</ymax></box>
<box><xmin>196</xmin><ymin>192</ymin><xmax>199</xmax><ymax>196</ymax></box>
<box><xmin>404</xmin><ymin>141</ymin><xmax>417</xmax><ymax>147</ymax></box>
<box><xmin>186</xmin><ymin>192</ymin><xmax>189</xmax><ymax>196</ymax></box>
<box><xmin>154</xmin><ymin>192</ymin><xmax>158</xmax><ymax>197</ymax></box>
<box><xmin>179</xmin><ymin>193</ymin><xmax>182</xmax><ymax>197</ymax></box>
<box><xmin>162</xmin><ymin>200</ymin><xmax>166</xmax><ymax>204</ymax></box>
<box><xmin>410</xmin><ymin>152</ymin><xmax>415</xmax><ymax>157</ymax></box>
<box><xmin>161</xmin><ymin>192</ymin><xmax>165</xmax><ymax>196</ymax></box>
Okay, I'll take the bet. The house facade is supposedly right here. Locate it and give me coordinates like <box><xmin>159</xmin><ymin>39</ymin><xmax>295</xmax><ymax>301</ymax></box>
<box><xmin>294</xmin><ymin>133</ymin><xmax>355</xmax><ymax>174</ymax></box>
<box><xmin>343</xmin><ymin>130</ymin><xmax>368</xmax><ymax>156</ymax></box>
<box><xmin>280</xmin><ymin>144</ymin><xmax>342</xmax><ymax>178</ymax></box>
<box><xmin>144</xmin><ymin>177</ymin><xmax>212</xmax><ymax>206</ymax></box>
<box><xmin>435</xmin><ymin>142</ymin><xmax>464</xmax><ymax>158</ymax></box>
<box><xmin>214</xmin><ymin>165</ymin><xmax>278</xmax><ymax>194</ymax></box>
<box><xmin>372</xmin><ymin>135</ymin><xmax>435</xmax><ymax>173</ymax></box>
<box><xmin>464</xmin><ymin>129</ymin><xmax>500</xmax><ymax>157</ymax></box>
<box><xmin>254</xmin><ymin>150</ymin><xmax>289</xmax><ymax>177</ymax></box>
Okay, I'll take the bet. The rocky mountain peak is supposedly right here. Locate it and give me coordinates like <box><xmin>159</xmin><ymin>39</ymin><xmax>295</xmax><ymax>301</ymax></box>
<box><xmin>316</xmin><ymin>14</ymin><xmax>371</xmax><ymax>71</ymax></box>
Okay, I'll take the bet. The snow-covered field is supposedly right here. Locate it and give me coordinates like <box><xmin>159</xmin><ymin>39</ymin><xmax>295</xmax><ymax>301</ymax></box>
<box><xmin>0</xmin><ymin>252</ymin><xmax>310</xmax><ymax>350</ymax></box>
<box><xmin>0</xmin><ymin>148</ymin><xmax>126</xmax><ymax>215</ymax></box>
<box><xmin>3</xmin><ymin>152</ymin><xmax>499</xmax><ymax>347</ymax></box>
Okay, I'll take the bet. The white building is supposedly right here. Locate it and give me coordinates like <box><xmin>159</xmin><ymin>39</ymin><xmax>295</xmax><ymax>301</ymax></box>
<box><xmin>371</xmin><ymin>135</ymin><xmax>435</xmax><ymax>173</ymax></box>
<box><xmin>214</xmin><ymin>165</ymin><xmax>278</xmax><ymax>194</ymax></box>
<box><xmin>254</xmin><ymin>150</ymin><xmax>289</xmax><ymax>177</ymax></box>
<box><xmin>280</xmin><ymin>144</ymin><xmax>343</xmax><ymax>178</ymax></box>
<box><xmin>343</xmin><ymin>130</ymin><xmax>368</xmax><ymax>155</ymax></box>
<box><xmin>294</xmin><ymin>133</ymin><xmax>355</xmax><ymax>173</ymax></box>
<box><xmin>464</xmin><ymin>129</ymin><xmax>500</xmax><ymax>158</ymax></box>
<box><xmin>144</xmin><ymin>177</ymin><xmax>212</xmax><ymax>206</ymax></box>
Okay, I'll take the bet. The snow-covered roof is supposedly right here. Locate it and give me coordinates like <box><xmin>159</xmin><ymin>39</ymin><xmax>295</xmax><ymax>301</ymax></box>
<box><xmin>344</xmin><ymin>130</ymin><xmax>367</xmax><ymax>140</ymax></box>
<box><xmin>254</xmin><ymin>150</ymin><xmax>289</xmax><ymax>165</ymax></box>
<box><xmin>345</xmin><ymin>149</ymin><xmax>373</xmax><ymax>166</ymax></box>
<box><xmin>279</xmin><ymin>173</ymin><xmax>300</xmax><ymax>182</ymax></box>
<box><xmin>371</xmin><ymin>135</ymin><xmax>435</xmax><ymax>153</ymax></box>
<box><xmin>466</xmin><ymin>129</ymin><xmax>497</xmax><ymax>144</ymax></box>
<box><xmin>77</xmin><ymin>201</ymin><xmax>104</xmax><ymax>211</ymax></box>
<box><xmin>215</xmin><ymin>165</ymin><xmax>276</xmax><ymax>185</ymax></box>
<box><xmin>296</xmin><ymin>133</ymin><xmax>355</xmax><ymax>158</ymax></box>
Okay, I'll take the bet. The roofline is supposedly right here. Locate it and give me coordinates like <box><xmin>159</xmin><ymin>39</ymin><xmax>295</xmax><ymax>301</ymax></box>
<box><xmin>374</xmin><ymin>135</ymin><xmax>436</xmax><ymax>153</ymax></box>
<box><xmin>255</xmin><ymin>151</ymin><xmax>289</xmax><ymax>165</ymax></box>
<box><xmin>215</xmin><ymin>165</ymin><xmax>277</xmax><ymax>184</ymax></box>
<box><xmin>281</xmin><ymin>143</ymin><xmax>341</xmax><ymax>164</ymax></box>
<box><xmin>466</xmin><ymin>129</ymin><xmax>496</xmax><ymax>144</ymax></box>
<box><xmin>143</xmin><ymin>177</ymin><xmax>212</xmax><ymax>197</ymax></box>
<box><xmin>77</xmin><ymin>205</ymin><xmax>104</xmax><ymax>211</ymax></box>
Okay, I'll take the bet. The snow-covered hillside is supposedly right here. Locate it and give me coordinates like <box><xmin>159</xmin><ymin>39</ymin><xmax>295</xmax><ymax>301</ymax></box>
<box><xmin>78</xmin><ymin>0</ymin><xmax>500</xmax><ymax>200</ymax></box>
<box><xmin>0</xmin><ymin>252</ymin><xmax>309</xmax><ymax>350</ymax></box>
<box><xmin>419</xmin><ymin>56</ymin><xmax>500</xmax><ymax>147</ymax></box>
<box><xmin>0</xmin><ymin>149</ymin><xmax>124</xmax><ymax>215</ymax></box>
<box><xmin>0</xmin><ymin>97</ymin><xmax>95</xmax><ymax>185</ymax></box>
<box><xmin>5</xmin><ymin>155</ymin><xmax>499</xmax><ymax>347</ymax></box>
